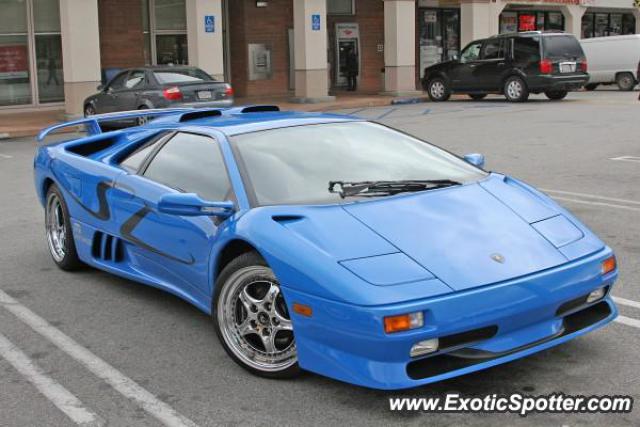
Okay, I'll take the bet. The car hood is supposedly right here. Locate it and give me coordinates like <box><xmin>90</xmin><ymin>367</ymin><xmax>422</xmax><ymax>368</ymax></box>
<box><xmin>341</xmin><ymin>174</ymin><xmax>601</xmax><ymax>291</ymax></box>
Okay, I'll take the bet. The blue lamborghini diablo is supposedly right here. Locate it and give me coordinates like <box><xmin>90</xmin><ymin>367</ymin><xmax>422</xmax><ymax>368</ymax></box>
<box><xmin>34</xmin><ymin>106</ymin><xmax>618</xmax><ymax>390</ymax></box>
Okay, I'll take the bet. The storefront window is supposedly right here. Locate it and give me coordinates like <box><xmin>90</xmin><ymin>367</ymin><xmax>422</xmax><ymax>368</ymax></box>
<box><xmin>418</xmin><ymin>9</ymin><xmax>460</xmax><ymax>76</ymax></box>
<box><xmin>0</xmin><ymin>0</ymin><xmax>31</xmax><ymax>106</ymax></box>
<box><xmin>142</xmin><ymin>0</ymin><xmax>188</xmax><ymax>65</ymax></box>
<box><xmin>500</xmin><ymin>11</ymin><xmax>565</xmax><ymax>33</ymax></box>
<box><xmin>328</xmin><ymin>0</ymin><xmax>355</xmax><ymax>15</ymax></box>
<box><xmin>34</xmin><ymin>0</ymin><xmax>63</xmax><ymax>103</ymax></box>
<box><xmin>582</xmin><ymin>13</ymin><xmax>636</xmax><ymax>38</ymax></box>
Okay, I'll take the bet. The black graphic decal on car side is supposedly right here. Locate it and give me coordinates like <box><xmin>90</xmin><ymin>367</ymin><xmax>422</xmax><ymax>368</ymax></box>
<box><xmin>120</xmin><ymin>206</ymin><xmax>196</xmax><ymax>265</ymax></box>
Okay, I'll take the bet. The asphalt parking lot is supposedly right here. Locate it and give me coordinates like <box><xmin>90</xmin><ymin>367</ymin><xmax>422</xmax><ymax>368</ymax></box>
<box><xmin>0</xmin><ymin>89</ymin><xmax>639</xmax><ymax>426</ymax></box>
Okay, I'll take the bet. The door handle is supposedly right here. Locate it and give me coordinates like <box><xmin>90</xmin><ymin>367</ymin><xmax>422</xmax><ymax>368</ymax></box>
<box><xmin>469</xmin><ymin>64</ymin><xmax>477</xmax><ymax>68</ymax></box>
<box><xmin>497</xmin><ymin>62</ymin><xmax>505</xmax><ymax>66</ymax></box>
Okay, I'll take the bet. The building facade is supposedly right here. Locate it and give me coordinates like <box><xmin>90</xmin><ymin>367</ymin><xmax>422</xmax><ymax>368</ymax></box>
<box><xmin>1</xmin><ymin>0</ymin><xmax>638</xmax><ymax>115</ymax></box>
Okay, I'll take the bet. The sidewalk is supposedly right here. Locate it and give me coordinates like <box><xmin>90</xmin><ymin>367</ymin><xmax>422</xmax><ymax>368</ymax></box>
<box><xmin>0</xmin><ymin>92</ymin><xmax>428</xmax><ymax>139</ymax></box>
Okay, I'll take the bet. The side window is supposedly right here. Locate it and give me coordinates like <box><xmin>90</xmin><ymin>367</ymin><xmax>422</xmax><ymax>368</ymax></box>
<box><xmin>481</xmin><ymin>39</ymin><xmax>506</xmax><ymax>60</ymax></box>
<box><xmin>143</xmin><ymin>133</ymin><xmax>232</xmax><ymax>201</ymax></box>
<box><xmin>460</xmin><ymin>42</ymin><xmax>482</xmax><ymax>63</ymax></box>
<box><xmin>119</xmin><ymin>133</ymin><xmax>168</xmax><ymax>173</ymax></box>
<box><xmin>513</xmin><ymin>37</ymin><xmax>541</xmax><ymax>62</ymax></box>
<box><xmin>107</xmin><ymin>72</ymin><xmax>128</xmax><ymax>91</ymax></box>
<box><xmin>125</xmin><ymin>71</ymin><xmax>145</xmax><ymax>89</ymax></box>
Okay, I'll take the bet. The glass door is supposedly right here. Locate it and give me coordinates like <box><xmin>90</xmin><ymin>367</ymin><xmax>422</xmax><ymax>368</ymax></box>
<box><xmin>0</xmin><ymin>0</ymin><xmax>63</xmax><ymax>108</ymax></box>
<box><xmin>419</xmin><ymin>9</ymin><xmax>460</xmax><ymax>78</ymax></box>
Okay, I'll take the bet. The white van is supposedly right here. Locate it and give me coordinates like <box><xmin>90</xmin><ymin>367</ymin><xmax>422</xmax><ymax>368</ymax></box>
<box><xmin>580</xmin><ymin>35</ymin><xmax>640</xmax><ymax>91</ymax></box>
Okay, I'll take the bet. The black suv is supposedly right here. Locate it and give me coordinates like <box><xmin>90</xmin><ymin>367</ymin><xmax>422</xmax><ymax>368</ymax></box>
<box><xmin>422</xmin><ymin>31</ymin><xmax>589</xmax><ymax>102</ymax></box>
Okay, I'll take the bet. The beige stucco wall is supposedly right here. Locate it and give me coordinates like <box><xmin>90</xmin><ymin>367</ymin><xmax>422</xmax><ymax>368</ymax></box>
<box><xmin>384</xmin><ymin>0</ymin><xmax>418</xmax><ymax>93</ymax></box>
<box><xmin>186</xmin><ymin>0</ymin><xmax>225</xmax><ymax>80</ymax></box>
<box><xmin>59</xmin><ymin>0</ymin><xmax>101</xmax><ymax>117</ymax></box>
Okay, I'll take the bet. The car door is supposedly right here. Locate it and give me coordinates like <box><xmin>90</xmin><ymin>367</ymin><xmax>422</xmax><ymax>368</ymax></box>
<box><xmin>448</xmin><ymin>41</ymin><xmax>483</xmax><ymax>91</ymax></box>
<box><xmin>110</xmin><ymin>131</ymin><xmax>235</xmax><ymax>299</ymax></box>
<box><xmin>94</xmin><ymin>72</ymin><xmax>128</xmax><ymax>113</ymax></box>
<box><xmin>474</xmin><ymin>38</ymin><xmax>510</xmax><ymax>91</ymax></box>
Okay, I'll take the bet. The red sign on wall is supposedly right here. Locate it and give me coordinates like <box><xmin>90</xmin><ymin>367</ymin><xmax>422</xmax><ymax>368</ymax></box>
<box><xmin>518</xmin><ymin>14</ymin><xmax>537</xmax><ymax>31</ymax></box>
<box><xmin>0</xmin><ymin>45</ymin><xmax>29</xmax><ymax>79</ymax></box>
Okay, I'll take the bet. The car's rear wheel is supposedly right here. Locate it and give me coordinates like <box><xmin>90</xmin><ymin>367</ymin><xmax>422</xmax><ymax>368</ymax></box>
<box><xmin>426</xmin><ymin>78</ymin><xmax>450</xmax><ymax>102</ymax></box>
<box><xmin>45</xmin><ymin>185</ymin><xmax>82</xmax><ymax>271</ymax></box>
<box><xmin>213</xmin><ymin>252</ymin><xmax>299</xmax><ymax>378</ymax></box>
<box><xmin>503</xmin><ymin>76</ymin><xmax>529</xmax><ymax>102</ymax></box>
<box><xmin>468</xmin><ymin>94</ymin><xmax>487</xmax><ymax>100</ymax></box>
<box><xmin>616</xmin><ymin>72</ymin><xmax>636</xmax><ymax>91</ymax></box>
<box><xmin>84</xmin><ymin>104</ymin><xmax>96</xmax><ymax>118</ymax></box>
<box><xmin>584</xmin><ymin>83</ymin><xmax>598</xmax><ymax>91</ymax></box>
<box><xmin>544</xmin><ymin>90</ymin><xmax>568</xmax><ymax>100</ymax></box>
<box><xmin>136</xmin><ymin>105</ymin><xmax>149</xmax><ymax>126</ymax></box>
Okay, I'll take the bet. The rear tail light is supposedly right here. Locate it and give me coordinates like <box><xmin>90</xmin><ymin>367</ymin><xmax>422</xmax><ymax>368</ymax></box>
<box><xmin>162</xmin><ymin>86</ymin><xmax>182</xmax><ymax>101</ymax></box>
<box><xmin>539</xmin><ymin>59</ymin><xmax>553</xmax><ymax>74</ymax></box>
<box><xmin>224</xmin><ymin>85</ymin><xmax>234</xmax><ymax>97</ymax></box>
<box><xmin>579</xmin><ymin>60</ymin><xmax>588</xmax><ymax>72</ymax></box>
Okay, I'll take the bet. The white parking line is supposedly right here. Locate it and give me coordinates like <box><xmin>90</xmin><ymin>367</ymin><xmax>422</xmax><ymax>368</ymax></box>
<box><xmin>549</xmin><ymin>196</ymin><xmax>640</xmax><ymax>212</ymax></box>
<box><xmin>613</xmin><ymin>296</ymin><xmax>640</xmax><ymax>310</ymax></box>
<box><xmin>610</xmin><ymin>156</ymin><xmax>640</xmax><ymax>163</ymax></box>
<box><xmin>615</xmin><ymin>315</ymin><xmax>640</xmax><ymax>329</ymax></box>
<box><xmin>0</xmin><ymin>289</ymin><xmax>199</xmax><ymax>427</ymax></box>
<box><xmin>541</xmin><ymin>189</ymin><xmax>640</xmax><ymax>206</ymax></box>
<box><xmin>0</xmin><ymin>153</ymin><xmax>12</xmax><ymax>159</ymax></box>
<box><xmin>0</xmin><ymin>333</ymin><xmax>103</xmax><ymax>426</ymax></box>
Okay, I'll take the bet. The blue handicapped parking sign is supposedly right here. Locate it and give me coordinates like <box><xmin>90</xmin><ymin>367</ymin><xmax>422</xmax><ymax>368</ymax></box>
<box><xmin>311</xmin><ymin>14</ymin><xmax>321</xmax><ymax>31</ymax></box>
<box><xmin>204</xmin><ymin>15</ymin><xmax>215</xmax><ymax>33</ymax></box>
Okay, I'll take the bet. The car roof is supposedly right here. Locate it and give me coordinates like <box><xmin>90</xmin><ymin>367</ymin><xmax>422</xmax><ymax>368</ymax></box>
<box><xmin>148</xmin><ymin>110</ymin><xmax>360</xmax><ymax>136</ymax></box>
<box><xmin>490</xmin><ymin>31</ymin><xmax>569</xmax><ymax>39</ymax></box>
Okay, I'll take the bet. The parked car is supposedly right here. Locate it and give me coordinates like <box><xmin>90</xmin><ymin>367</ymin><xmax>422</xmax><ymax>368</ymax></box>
<box><xmin>580</xmin><ymin>35</ymin><xmax>640</xmax><ymax>91</ymax></box>
<box><xmin>422</xmin><ymin>31</ymin><xmax>589</xmax><ymax>102</ymax></box>
<box><xmin>83</xmin><ymin>66</ymin><xmax>234</xmax><ymax>124</ymax></box>
<box><xmin>34</xmin><ymin>106</ymin><xmax>618</xmax><ymax>390</ymax></box>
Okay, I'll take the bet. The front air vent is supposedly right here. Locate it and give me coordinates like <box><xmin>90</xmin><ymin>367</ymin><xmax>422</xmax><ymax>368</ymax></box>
<box><xmin>91</xmin><ymin>231</ymin><xmax>125</xmax><ymax>262</ymax></box>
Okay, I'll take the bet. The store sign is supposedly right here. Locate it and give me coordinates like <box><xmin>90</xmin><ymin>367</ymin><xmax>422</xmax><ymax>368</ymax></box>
<box><xmin>506</xmin><ymin>0</ymin><xmax>582</xmax><ymax>4</ymax></box>
<box><xmin>0</xmin><ymin>45</ymin><xmax>29</xmax><ymax>80</ymax></box>
<box><xmin>519</xmin><ymin>14</ymin><xmax>536</xmax><ymax>31</ymax></box>
<box><xmin>204</xmin><ymin>15</ymin><xmax>215</xmax><ymax>33</ymax></box>
<box><xmin>336</xmin><ymin>23</ymin><xmax>359</xmax><ymax>39</ymax></box>
<box><xmin>312</xmin><ymin>14</ymin><xmax>321</xmax><ymax>31</ymax></box>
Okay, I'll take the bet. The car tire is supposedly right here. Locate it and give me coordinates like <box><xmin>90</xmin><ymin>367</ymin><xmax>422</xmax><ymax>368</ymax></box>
<box><xmin>503</xmin><ymin>76</ymin><xmax>529</xmax><ymax>102</ymax></box>
<box><xmin>426</xmin><ymin>78</ymin><xmax>451</xmax><ymax>102</ymax></box>
<box><xmin>45</xmin><ymin>184</ymin><xmax>83</xmax><ymax>271</ymax></box>
<box><xmin>584</xmin><ymin>83</ymin><xmax>598</xmax><ymax>91</ymax></box>
<box><xmin>84</xmin><ymin>104</ymin><xmax>96</xmax><ymax>118</ymax></box>
<box><xmin>213</xmin><ymin>251</ymin><xmax>300</xmax><ymax>379</ymax></box>
<box><xmin>468</xmin><ymin>94</ymin><xmax>487</xmax><ymax>100</ymax></box>
<box><xmin>616</xmin><ymin>73</ymin><xmax>636</xmax><ymax>91</ymax></box>
<box><xmin>544</xmin><ymin>90</ymin><xmax>568</xmax><ymax>101</ymax></box>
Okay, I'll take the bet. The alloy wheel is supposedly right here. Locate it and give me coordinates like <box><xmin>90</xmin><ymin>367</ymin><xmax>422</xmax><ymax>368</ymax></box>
<box><xmin>217</xmin><ymin>267</ymin><xmax>296</xmax><ymax>372</ymax></box>
<box><xmin>430</xmin><ymin>81</ymin><xmax>446</xmax><ymax>100</ymax></box>
<box><xmin>506</xmin><ymin>80</ymin><xmax>522</xmax><ymax>100</ymax></box>
<box><xmin>46</xmin><ymin>193</ymin><xmax>66</xmax><ymax>263</ymax></box>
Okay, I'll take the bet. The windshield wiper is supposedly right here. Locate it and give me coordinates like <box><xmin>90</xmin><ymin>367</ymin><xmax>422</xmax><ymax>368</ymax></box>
<box><xmin>328</xmin><ymin>179</ymin><xmax>461</xmax><ymax>198</ymax></box>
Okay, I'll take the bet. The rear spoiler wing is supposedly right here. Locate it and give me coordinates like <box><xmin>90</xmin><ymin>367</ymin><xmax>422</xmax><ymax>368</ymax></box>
<box><xmin>36</xmin><ymin>108</ymin><xmax>199</xmax><ymax>143</ymax></box>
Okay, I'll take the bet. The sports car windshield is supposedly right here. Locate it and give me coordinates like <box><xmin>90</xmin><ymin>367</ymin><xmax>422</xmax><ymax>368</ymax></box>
<box><xmin>230</xmin><ymin>122</ymin><xmax>487</xmax><ymax>206</ymax></box>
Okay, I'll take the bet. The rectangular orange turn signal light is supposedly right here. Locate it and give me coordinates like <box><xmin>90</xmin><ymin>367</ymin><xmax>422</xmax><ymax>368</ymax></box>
<box><xmin>293</xmin><ymin>303</ymin><xmax>313</xmax><ymax>317</ymax></box>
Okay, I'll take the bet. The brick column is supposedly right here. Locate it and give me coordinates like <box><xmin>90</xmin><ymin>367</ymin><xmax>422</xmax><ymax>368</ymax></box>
<box><xmin>186</xmin><ymin>0</ymin><xmax>225</xmax><ymax>81</ymax></box>
<box><xmin>292</xmin><ymin>0</ymin><xmax>334</xmax><ymax>103</ymax></box>
<box><xmin>561</xmin><ymin>5</ymin><xmax>586</xmax><ymax>38</ymax></box>
<box><xmin>383</xmin><ymin>0</ymin><xmax>418</xmax><ymax>94</ymax></box>
<box><xmin>59</xmin><ymin>0</ymin><xmax>101</xmax><ymax>118</ymax></box>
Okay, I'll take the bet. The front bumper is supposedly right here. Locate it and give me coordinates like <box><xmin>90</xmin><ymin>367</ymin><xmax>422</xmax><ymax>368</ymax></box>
<box><xmin>528</xmin><ymin>74</ymin><xmax>589</xmax><ymax>92</ymax></box>
<box><xmin>283</xmin><ymin>248</ymin><xmax>617</xmax><ymax>390</ymax></box>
